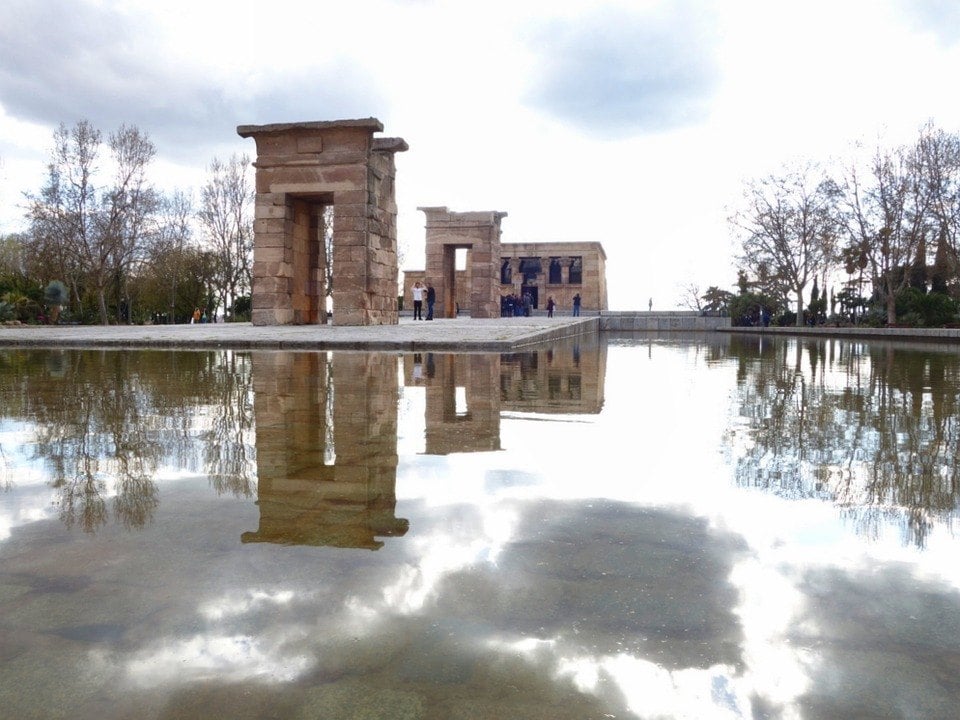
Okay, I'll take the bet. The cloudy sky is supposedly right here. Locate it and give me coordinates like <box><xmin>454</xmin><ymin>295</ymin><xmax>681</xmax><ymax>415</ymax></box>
<box><xmin>1</xmin><ymin>0</ymin><xmax>959</xmax><ymax>309</ymax></box>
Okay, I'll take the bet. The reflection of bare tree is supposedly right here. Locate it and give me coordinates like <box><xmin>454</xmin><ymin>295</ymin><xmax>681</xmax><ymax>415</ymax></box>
<box><xmin>0</xmin><ymin>444</ymin><xmax>11</xmax><ymax>491</ymax></box>
<box><xmin>22</xmin><ymin>351</ymin><xmax>164</xmax><ymax>532</ymax></box>
<box><xmin>1</xmin><ymin>348</ymin><xmax>257</xmax><ymax>532</ymax></box>
<box><xmin>728</xmin><ymin>337</ymin><xmax>960</xmax><ymax>546</ymax></box>
<box><xmin>842</xmin><ymin>345</ymin><xmax>960</xmax><ymax>546</ymax></box>
<box><xmin>198</xmin><ymin>351</ymin><xmax>256</xmax><ymax>497</ymax></box>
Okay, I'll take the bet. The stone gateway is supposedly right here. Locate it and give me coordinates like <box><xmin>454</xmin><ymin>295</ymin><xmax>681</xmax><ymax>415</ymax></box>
<box><xmin>238</xmin><ymin>118</ymin><xmax>407</xmax><ymax>326</ymax></box>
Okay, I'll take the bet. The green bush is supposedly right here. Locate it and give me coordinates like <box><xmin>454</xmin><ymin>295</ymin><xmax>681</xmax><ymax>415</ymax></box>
<box><xmin>229</xmin><ymin>295</ymin><xmax>252</xmax><ymax>321</ymax></box>
<box><xmin>860</xmin><ymin>307</ymin><xmax>887</xmax><ymax>327</ymax></box>
<box><xmin>895</xmin><ymin>288</ymin><xmax>957</xmax><ymax>327</ymax></box>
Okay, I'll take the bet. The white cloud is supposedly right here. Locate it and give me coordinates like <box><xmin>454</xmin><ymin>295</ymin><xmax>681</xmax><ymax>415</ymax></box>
<box><xmin>523</xmin><ymin>1</ymin><xmax>721</xmax><ymax>136</ymax></box>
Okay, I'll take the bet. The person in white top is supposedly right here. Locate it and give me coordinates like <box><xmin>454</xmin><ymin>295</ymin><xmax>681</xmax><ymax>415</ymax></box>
<box><xmin>412</xmin><ymin>281</ymin><xmax>425</xmax><ymax>320</ymax></box>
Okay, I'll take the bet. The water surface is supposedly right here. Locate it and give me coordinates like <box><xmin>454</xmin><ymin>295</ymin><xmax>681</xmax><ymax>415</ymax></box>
<box><xmin>1</xmin><ymin>334</ymin><xmax>959</xmax><ymax>719</ymax></box>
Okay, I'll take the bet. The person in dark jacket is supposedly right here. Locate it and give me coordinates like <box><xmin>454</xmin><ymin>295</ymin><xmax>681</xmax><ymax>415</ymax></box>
<box><xmin>426</xmin><ymin>283</ymin><xmax>436</xmax><ymax>320</ymax></box>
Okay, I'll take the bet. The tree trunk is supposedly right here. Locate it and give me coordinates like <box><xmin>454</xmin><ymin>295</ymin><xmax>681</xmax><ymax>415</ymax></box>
<box><xmin>795</xmin><ymin>289</ymin><xmax>805</xmax><ymax>327</ymax></box>
<box><xmin>886</xmin><ymin>293</ymin><xmax>897</xmax><ymax>325</ymax></box>
<box><xmin>97</xmin><ymin>289</ymin><xmax>109</xmax><ymax>325</ymax></box>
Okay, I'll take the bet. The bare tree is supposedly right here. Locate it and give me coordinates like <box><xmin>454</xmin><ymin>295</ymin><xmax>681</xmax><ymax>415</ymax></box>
<box><xmin>916</xmin><ymin>123</ymin><xmax>960</xmax><ymax>287</ymax></box>
<box><xmin>197</xmin><ymin>154</ymin><xmax>253</xmax><ymax>319</ymax></box>
<box><xmin>26</xmin><ymin>120</ymin><xmax>158</xmax><ymax>324</ymax></box>
<box><xmin>839</xmin><ymin>140</ymin><xmax>931</xmax><ymax>324</ymax></box>
<box><xmin>104</xmin><ymin>125</ymin><xmax>160</xmax><ymax>322</ymax></box>
<box><xmin>678</xmin><ymin>282</ymin><xmax>703</xmax><ymax>312</ymax></box>
<box><xmin>731</xmin><ymin>162</ymin><xmax>838</xmax><ymax>326</ymax></box>
<box><xmin>148</xmin><ymin>190</ymin><xmax>194</xmax><ymax>322</ymax></box>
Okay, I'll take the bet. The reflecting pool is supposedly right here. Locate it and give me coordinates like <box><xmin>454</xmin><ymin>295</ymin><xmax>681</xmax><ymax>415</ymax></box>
<box><xmin>1</xmin><ymin>333</ymin><xmax>960</xmax><ymax>719</ymax></box>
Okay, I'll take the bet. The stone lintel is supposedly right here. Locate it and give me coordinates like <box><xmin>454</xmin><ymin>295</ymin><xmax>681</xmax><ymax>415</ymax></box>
<box><xmin>372</xmin><ymin>137</ymin><xmax>409</xmax><ymax>153</ymax></box>
<box><xmin>237</xmin><ymin>118</ymin><xmax>384</xmax><ymax>138</ymax></box>
<box><xmin>418</xmin><ymin>206</ymin><xmax>508</xmax><ymax>227</ymax></box>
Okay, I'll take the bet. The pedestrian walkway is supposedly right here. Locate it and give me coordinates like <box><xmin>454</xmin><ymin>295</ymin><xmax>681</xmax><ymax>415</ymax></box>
<box><xmin>0</xmin><ymin>316</ymin><xmax>600</xmax><ymax>352</ymax></box>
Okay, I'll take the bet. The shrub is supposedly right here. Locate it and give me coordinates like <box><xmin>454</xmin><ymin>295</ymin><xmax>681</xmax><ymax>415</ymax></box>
<box><xmin>895</xmin><ymin>288</ymin><xmax>957</xmax><ymax>327</ymax></box>
<box><xmin>229</xmin><ymin>295</ymin><xmax>251</xmax><ymax>322</ymax></box>
<box><xmin>44</xmin><ymin>280</ymin><xmax>69</xmax><ymax>323</ymax></box>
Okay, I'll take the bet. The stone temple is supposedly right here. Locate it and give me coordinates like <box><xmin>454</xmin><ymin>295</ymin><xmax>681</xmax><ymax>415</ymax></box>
<box><xmin>239</xmin><ymin>117</ymin><xmax>607</xmax><ymax>325</ymax></box>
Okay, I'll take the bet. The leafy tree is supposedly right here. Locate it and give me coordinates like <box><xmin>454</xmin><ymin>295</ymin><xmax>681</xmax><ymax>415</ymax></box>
<box><xmin>701</xmin><ymin>286</ymin><xmax>734</xmax><ymax>314</ymax></box>
<box><xmin>230</xmin><ymin>294</ymin><xmax>252</xmax><ymax>321</ymax></box>
<box><xmin>2</xmin><ymin>290</ymin><xmax>39</xmax><ymax>323</ymax></box>
<box><xmin>895</xmin><ymin>287</ymin><xmax>957</xmax><ymax>327</ymax></box>
<box><xmin>807</xmin><ymin>278</ymin><xmax>827</xmax><ymax>324</ymax></box>
<box><xmin>136</xmin><ymin>245</ymin><xmax>214</xmax><ymax>324</ymax></box>
<box><xmin>930</xmin><ymin>227</ymin><xmax>956</xmax><ymax>295</ymax></box>
<box><xmin>0</xmin><ymin>234</ymin><xmax>25</xmax><ymax>278</ymax></box>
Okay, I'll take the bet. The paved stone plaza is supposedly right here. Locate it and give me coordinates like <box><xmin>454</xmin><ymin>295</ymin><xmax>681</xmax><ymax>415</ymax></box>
<box><xmin>0</xmin><ymin>316</ymin><xmax>600</xmax><ymax>351</ymax></box>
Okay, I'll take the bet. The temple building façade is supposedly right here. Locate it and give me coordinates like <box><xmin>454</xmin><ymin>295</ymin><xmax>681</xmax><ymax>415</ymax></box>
<box><xmin>403</xmin><ymin>207</ymin><xmax>607</xmax><ymax>317</ymax></box>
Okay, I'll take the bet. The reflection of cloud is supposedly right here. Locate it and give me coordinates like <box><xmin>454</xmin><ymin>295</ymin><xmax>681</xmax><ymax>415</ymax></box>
<box><xmin>432</xmin><ymin>500</ymin><xmax>746</xmax><ymax>666</ymax></box>
<box><xmin>484</xmin><ymin>635</ymin><xmax>754</xmax><ymax>717</ymax></box>
<box><xmin>358</xmin><ymin>496</ymin><xmax>754</xmax><ymax>715</ymax></box>
<box><xmin>355</xmin><ymin>502</ymin><xmax>521</xmax><ymax>617</ymax></box>
<box><xmin>791</xmin><ymin>563</ymin><xmax>960</xmax><ymax>717</ymax></box>
<box><xmin>0</xmin><ymin>496</ymin><xmax>55</xmax><ymax>541</ymax></box>
<box><xmin>118</xmin><ymin>634</ymin><xmax>313</xmax><ymax>686</ymax></box>
<box><xmin>199</xmin><ymin>589</ymin><xmax>295</xmax><ymax>622</ymax></box>
<box><xmin>558</xmin><ymin>652</ymin><xmax>752</xmax><ymax>719</ymax></box>
<box><xmin>730</xmin><ymin>558</ymin><xmax>810</xmax><ymax>710</ymax></box>
<box><xmin>0</xmin><ymin>447</ymin><xmax>57</xmax><ymax>539</ymax></box>
<box><xmin>104</xmin><ymin>587</ymin><xmax>314</xmax><ymax>688</ymax></box>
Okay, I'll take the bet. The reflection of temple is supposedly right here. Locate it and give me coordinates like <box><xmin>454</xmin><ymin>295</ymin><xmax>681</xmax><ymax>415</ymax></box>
<box><xmin>500</xmin><ymin>335</ymin><xmax>605</xmax><ymax>414</ymax></box>
<box><xmin>404</xmin><ymin>353</ymin><xmax>502</xmax><ymax>455</ymax></box>
<box><xmin>244</xmin><ymin>341</ymin><xmax>605</xmax><ymax>547</ymax></box>
<box><xmin>403</xmin><ymin>337</ymin><xmax>606</xmax><ymax>457</ymax></box>
<box><xmin>244</xmin><ymin>352</ymin><xmax>408</xmax><ymax>550</ymax></box>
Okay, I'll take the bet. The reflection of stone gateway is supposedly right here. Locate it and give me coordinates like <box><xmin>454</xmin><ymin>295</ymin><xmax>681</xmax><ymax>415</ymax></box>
<box><xmin>245</xmin><ymin>352</ymin><xmax>408</xmax><ymax>550</ymax></box>
<box><xmin>404</xmin><ymin>352</ymin><xmax>503</xmax><ymax>455</ymax></box>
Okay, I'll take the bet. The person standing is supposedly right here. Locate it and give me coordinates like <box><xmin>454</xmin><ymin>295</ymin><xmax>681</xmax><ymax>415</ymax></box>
<box><xmin>411</xmin><ymin>281</ymin><xmax>424</xmax><ymax>320</ymax></box>
<box><xmin>192</xmin><ymin>307</ymin><xmax>201</xmax><ymax>324</ymax></box>
<box><xmin>648</xmin><ymin>297</ymin><xmax>653</xmax><ymax>312</ymax></box>
<box><xmin>572</xmin><ymin>293</ymin><xmax>581</xmax><ymax>317</ymax></box>
<box><xmin>426</xmin><ymin>283</ymin><xmax>436</xmax><ymax>320</ymax></box>
<box><xmin>547</xmin><ymin>296</ymin><xmax>555</xmax><ymax>317</ymax></box>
